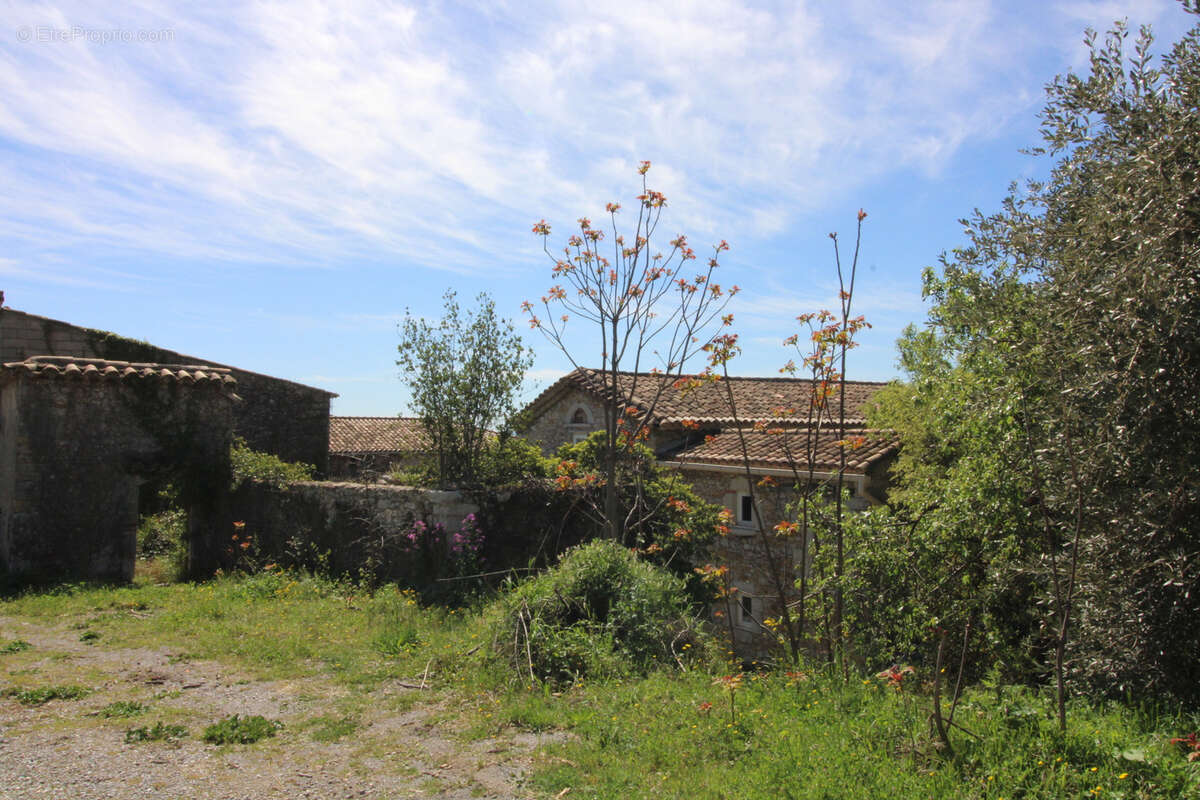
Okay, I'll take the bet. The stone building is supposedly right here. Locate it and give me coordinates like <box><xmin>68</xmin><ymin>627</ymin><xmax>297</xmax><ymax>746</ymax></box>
<box><xmin>0</xmin><ymin>356</ymin><xmax>237</xmax><ymax>582</ymax></box>
<box><xmin>522</xmin><ymin>367</ymin><xmax>898</xmax><ymax>654</ymax></box>
<box><xmin>0</xmin><ymin>306</ymin><xmax>335</xmax><ymax>474</ymax></box>
<box><xmin>328</xmin><ymin>416</ymin><xmax>429</xmax><ymax>479</ymax></box>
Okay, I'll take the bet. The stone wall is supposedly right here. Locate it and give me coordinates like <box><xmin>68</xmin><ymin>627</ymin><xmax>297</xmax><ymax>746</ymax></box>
<box><xmin>228</xmin><ymin>480</ymin><xmax>479</xmax><ymax>580</ymax></box>
<box><xmin>0</xmin><ymin>363</ymin><xmax>235</xmax><ymax>582</ymax></box>
<box><xmin>1</xmin><ymin>307</ymin><xmax>333</xmax><ymax>474</ymax></box>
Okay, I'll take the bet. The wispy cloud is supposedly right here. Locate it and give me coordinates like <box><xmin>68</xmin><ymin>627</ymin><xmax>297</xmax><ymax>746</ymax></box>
<box><xmin>3</xmin><ymin>0</ymin><xmax>1135</xmax><ymax>279</ymax></box>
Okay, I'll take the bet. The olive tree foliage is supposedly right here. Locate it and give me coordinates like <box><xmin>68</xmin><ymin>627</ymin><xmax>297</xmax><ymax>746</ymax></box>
<box><xmin>397</xmin><ymin>290</ymin><xmax>533</xmax><ymax>487</ymax></box>
<box><xmin>877</xmin><ymin>9</ymin><xmax>1200</xmax><ymax>709</ymax></box>
<box><xmin>527</xmin><ymin>162</ymin><xmax>737</xmax><ymax>542</ymax></box>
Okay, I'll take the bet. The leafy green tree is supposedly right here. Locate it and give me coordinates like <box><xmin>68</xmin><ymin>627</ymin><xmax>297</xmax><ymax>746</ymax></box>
<box><xmin>880</xmin><ymin>9</ymin><xmax>1200</xmax><ymax>711</ymax></box>
<box><xmin>397</xmin><ymin>290</ymin><xmax>533</xmax><ymax>487</ymax></box>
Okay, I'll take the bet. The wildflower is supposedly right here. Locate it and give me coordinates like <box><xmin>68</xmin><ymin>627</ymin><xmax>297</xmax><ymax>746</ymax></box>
<box><xmin>876</xmin><ymin>664</ymin><xmax>915</xmax><ymax>690</ymax></box>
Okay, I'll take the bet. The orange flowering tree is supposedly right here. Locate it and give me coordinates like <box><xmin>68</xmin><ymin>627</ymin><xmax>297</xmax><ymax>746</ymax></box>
<box><xmin>527</xmin><ymin>162</ymin><xmax>737</xmax><ymax>542</ymax></box>
<box><xmin>702</xmin><ymin>212</ymin><xmax>871</xmax><ymax>666</ymax></box>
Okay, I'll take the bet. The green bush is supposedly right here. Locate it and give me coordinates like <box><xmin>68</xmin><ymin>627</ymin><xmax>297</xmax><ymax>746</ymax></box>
<box><xmin>475</xmin><ymin>435</ymin><xmax>554</xmax><ymax>486</ymax></box>
<box><xmin>230</xmin><ymin>437</ymin><xmax>314</xmax><ymax>488</ymax></box>
<box><xmin>491</xmin><ymin>540</ymin><xmax>708</xmax><ymax>684</ymax></box>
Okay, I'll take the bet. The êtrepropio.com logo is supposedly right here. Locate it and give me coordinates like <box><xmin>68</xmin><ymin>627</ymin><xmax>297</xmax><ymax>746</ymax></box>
<box><xmin>15</xmin><ymin>25</ymin><xmax>174</xmax><ymax>44</ymax></box>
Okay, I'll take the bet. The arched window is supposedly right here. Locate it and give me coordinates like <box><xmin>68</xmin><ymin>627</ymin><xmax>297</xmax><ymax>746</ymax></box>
<box><xmin>570</xmin><ymin>407</ymin><xmax>589</xmax><ymax>424</ymax></box>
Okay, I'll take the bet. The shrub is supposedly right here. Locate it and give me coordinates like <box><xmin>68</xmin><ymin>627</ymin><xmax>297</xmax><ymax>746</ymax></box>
<box><xmin>202</xmin><ymin>714</ymin><xmax>282</xmax><ymax>744</ymax></box>
<box><xmin>491</xmin><ymin>540</ymin><xmax>708</xmax><ymax>684</ymax></box>
<box><xmin>230</xmin><ymin>437</ymin><xmax>314</xmax><ymax>488</ymax></box>
<box><xmin>0</xmin><ymin>639</ymin><xmax>32</xmax><ymax>655</ymax></box>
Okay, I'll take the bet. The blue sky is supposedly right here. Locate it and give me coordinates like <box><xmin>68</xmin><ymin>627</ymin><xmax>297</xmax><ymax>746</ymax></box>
<box><xmin>2</xmin><ymin>0</ymin><xmax>1194</xmax><ymax>416</ymax></box>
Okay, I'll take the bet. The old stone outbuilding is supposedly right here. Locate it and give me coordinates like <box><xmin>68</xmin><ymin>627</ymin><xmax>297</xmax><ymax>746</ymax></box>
<box><xmin>0</xmin><ymin>356</ymin><xmax>237</xmax><ymax>582</ymax></box>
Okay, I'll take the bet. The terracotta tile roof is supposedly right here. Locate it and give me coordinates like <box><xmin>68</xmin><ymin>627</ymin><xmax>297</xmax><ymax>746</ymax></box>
<box><xmin>329</xmin><ymin>416</ymin><xmax>429</xmax><ymax>454</ymax></box>
<box><xmin>662</xmin><ymin>429</ymin><xmax>899</xmax><ymax>475</ymax></box>
<box><xmin>0</xmin><ymin>356</ymin><xmax>236</xmax><ymax>387</ymax></box>
<box><xmin>527</xmin><ymin>368</ymin><xmax>889</xmax><ymax>427</ymax></box>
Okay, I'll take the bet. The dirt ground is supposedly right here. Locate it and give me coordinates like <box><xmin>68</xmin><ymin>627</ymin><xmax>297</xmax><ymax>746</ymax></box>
<box><xmin>0</xmin><ymin>616</ymin><xmax>556</xmax><ymax>799</ymax></box>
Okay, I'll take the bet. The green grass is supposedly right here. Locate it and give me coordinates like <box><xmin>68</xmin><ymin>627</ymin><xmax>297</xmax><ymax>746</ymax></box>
<box><xmin>101</xmin><ymin>700</ymin><xmax>149</xmax><ymax>718</ymax></box>
<box><xmin>0</xmin><ymin>638</ymin><xmax>32</xmax><ymax>654</ymax></box>
<box><xmin>7</xmin><ymin>684</ymin><xmax>92</xmax><ymax>705</ymax></box>
<box><xmin>125</xmin><ymin>721</ymin><xmax>188</xmax><ymax>743</ymax></box>
<box><xmin>305</xmin><ymin>714</ymin><xmax>361</xmax><ymax>742</ymax></box>
<box><xmin>3</xmin><ymin>572</ymin><xmax>1198</xmax><ymax>798</ymax></box>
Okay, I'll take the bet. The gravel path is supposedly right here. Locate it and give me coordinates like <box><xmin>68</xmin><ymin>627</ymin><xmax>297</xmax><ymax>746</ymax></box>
<box><xmin>0</xmin><ymin>617</ymin><xmax>552</xmax><ymax>799</ymax></box>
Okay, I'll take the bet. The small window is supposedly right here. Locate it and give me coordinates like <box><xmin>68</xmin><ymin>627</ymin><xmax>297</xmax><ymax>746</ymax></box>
<box><xmin>570</xmin><ymin>430</ymin><xmax>590</xmax><ymax>443</ymax></box>
<box><xmin>738</xmin><ymin>494</ymin><xmax>754</xmax><ymax>525</ymax></box>
<box><xmin>570</xmin><ymin>407</ymin><xmax>589</xmax><ymax>424</ymax></box>
<box><xmin>739</xmin><ymin>594</ymin><xmax>753</xmax><ymax>623</ymax></box>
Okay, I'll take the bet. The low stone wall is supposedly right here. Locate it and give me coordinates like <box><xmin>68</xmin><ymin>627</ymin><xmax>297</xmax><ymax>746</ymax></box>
<box><xmin>228</xmin><ymin>480</ymin><xmax>478</xmax><ymax>580</ymax></box>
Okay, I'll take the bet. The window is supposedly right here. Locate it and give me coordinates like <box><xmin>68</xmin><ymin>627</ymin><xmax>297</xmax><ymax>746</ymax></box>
<box><xmin>570</xmin><ymin>407</ymin><xmax>589</xmax><ymax>424</ymax></box>
<box><xmin>738</xmin><ymin>494</ymin><xmax>754</xmax><ymax>526</ymax></box>
<box><xmin>570</xmin><ymin>430</ymin><xmax>590</xmax><ymax>443</ymax></box>
<box><xmin>739</xmin><ymin>594</ymin><xmax>754</xmax><ymax>623</ymax></box>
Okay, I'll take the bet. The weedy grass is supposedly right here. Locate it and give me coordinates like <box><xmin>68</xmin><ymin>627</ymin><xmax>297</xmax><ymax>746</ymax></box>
<box><xmin>0</xmin><ymin>638</ymin><xmax>32</xmax><ymax>654</ymax></box>
<box><xmin>125</xmin><ymin>721</ymin><xmax>188</xmax><ymax>743</ymax></box>
<box><xmin>523</xmin><ymin>670</ymin><xmax>1200</xmax><ymax>800</ymax></box>
<box><xmin>3</xmin><ymin>572</ymin><xmax>1198</xmax><ymax>798</ymax></box>
<box><xmin>202</xmin><ymin>714</ymin><xmax>282</xmax><ymax>745</ymax></box>
<box><xmin>100</xmin><ymin>700</ymin><xmax>149</xmax><ymax>718</ymax></box>
<box><xmin>305</xmin><ymin>714</ymin><xmax>361</xmax><ymax>742</ymax></box>
<box><xmin>7</xmin><ymin>684</ymin><xmax>91</xmax><ymax>705</ymax></box>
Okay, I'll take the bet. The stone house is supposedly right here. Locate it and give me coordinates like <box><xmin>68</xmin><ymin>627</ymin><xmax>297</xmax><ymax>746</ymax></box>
<box><xmin>328</xmin><ymin>416</ymin><xmax>429</xmax><ymax>479</ymax></box>
<box><xmin>522</xmin><ymin>367</ymin><xmax>898</xmax><ymax>654</ymax></box>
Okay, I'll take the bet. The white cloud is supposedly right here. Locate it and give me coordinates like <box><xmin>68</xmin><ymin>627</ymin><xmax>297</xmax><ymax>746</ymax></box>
<box><xmin>1</xmin><ymin>0</ymin><xmax>1188</xmax><ymax>281</ymax></box>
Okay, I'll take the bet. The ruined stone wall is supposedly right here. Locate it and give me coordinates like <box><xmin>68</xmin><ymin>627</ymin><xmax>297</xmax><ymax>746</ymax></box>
<box><xmin>228</xmin><ymin>480</ymin><xmax>479</xmax><ymax>580</ymax></box>
<box><xmin>1</xmin><ymin>308</ymin><xmax>331</xmax><ymax>474</ymax></box>
<box><xmin>0</xmin><ymin>368</ymin><xmax>234</xmax><ymax>582</ymax></box>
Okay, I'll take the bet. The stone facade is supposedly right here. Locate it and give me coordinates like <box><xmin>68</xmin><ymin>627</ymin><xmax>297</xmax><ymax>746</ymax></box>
<box><xmin>1</xmin><ymin>307</ymin><xmax>334</xmax><ymax>474</ymax></box>
<box><xmin>0</xmin><ymin>358</ymin><xmax>236</xmax><ymax>582</ymax></box>
<box><xmin>522</xmin><ymin>389</ymin><xmax>606</xmax><ymax>454</ymax></box>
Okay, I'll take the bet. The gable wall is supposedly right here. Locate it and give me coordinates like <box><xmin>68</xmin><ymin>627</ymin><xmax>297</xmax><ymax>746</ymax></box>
<box><xmin>522</xmin><ymin>389</ymin><xmax>605</xmax><ymax>455</ymax></box>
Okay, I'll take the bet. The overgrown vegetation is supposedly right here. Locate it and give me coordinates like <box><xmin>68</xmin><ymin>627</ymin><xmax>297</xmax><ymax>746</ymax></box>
<box><xmin>125</xmin><ymin>721</ymin><xmax>188</xmax><ymax>743</ymax></box>
<box><xmin>488</xmin><ymin>540</ymin><xmax>709</xmax><ymax>684</ymax></box>
<box><xmin>230</xmin><ymin>437</ymin><xmax>315</xmax><ymax>488</ymax></box>
<box><xmin>868</xmin><ymin>10</ymin><xmax>1200</xmax><ymax>715</ymax></box>
<box><xmin>551</xmin><ymin>432</ymin><xmax>727</xmax><ymax>589</ymax></box>
<box><xmin>202</xmin><ymin>714</ymin><xmax>282</xmax><ymax>744</ymax></box>
<box><xmin>2</xmin><ymin>574</ymin><xmax>1197</xmax><ymax>798</ymax></box>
